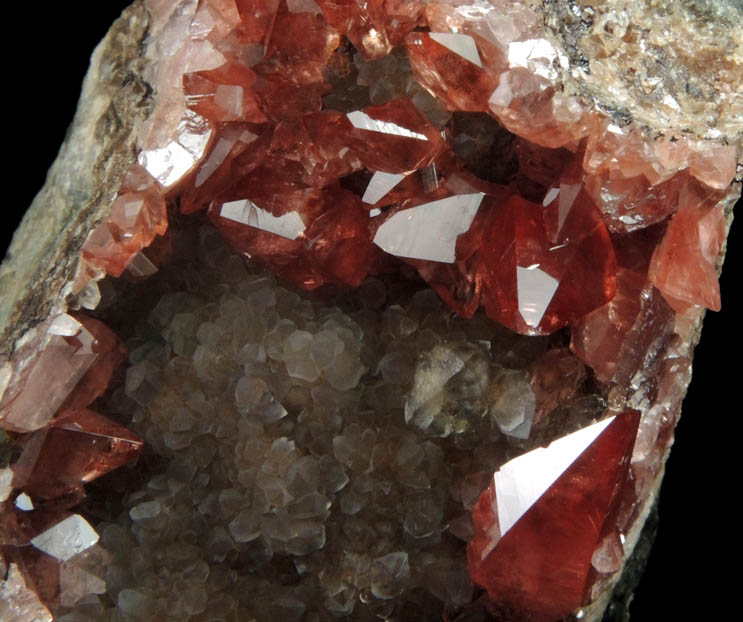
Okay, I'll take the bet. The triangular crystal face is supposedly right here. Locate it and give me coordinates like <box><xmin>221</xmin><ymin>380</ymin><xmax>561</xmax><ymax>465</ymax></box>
<box><xmin>468</xmin><ymin>410</ymin><xmax>640</xmax><ymax>621</ymax></box>
<box><xmin>494</xmin><ymin>416</ymin><xmax>614</xmax><ymax>537</ymax></box>
<box><xmin>361</xmin><ymin>171</ymin><xmax>406</xmax><ymax>205</ymax></box>
<box><xmin>428</xmin><ymin>33</ymin><xmax>483</xmax><ymax>68</ymax></box>
<box><xmin>515</xmin><ymin>265</ymin><xmax>560</xmax><ymax>329</ymax></box>
<box><xmin>347</xmin><ymin>110</ymin><xmax>430</xmax><ymax>141</ymax></box>
<box><xmin>12</xmin><ymin>409</ymin><xmax>143</xmax><ymax>500</ymax></box>
<box><xmin>345</xmin><ymin>99</ymin><xmax>445</xmax><ymax>173</ymax></box>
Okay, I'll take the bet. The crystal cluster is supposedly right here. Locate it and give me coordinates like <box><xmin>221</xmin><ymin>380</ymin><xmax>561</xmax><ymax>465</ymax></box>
<box><xmin>75</xmin><ymin>0</ymin><xmax>736</xmax><ymax>332</ymax></box>
<box><xmin>1</xmin><ymin>0</ymin><xmax>741</xmax><ymax>620</ymax></box>
<box><xmin>67</xmin><ymin>226</ymin><xmax>618</xmax><ymax>621</ymax></box>
<box><xmin>0</xmin><ymin>312</ymin><xmax>142</xmax><ymax>617</ymax></box>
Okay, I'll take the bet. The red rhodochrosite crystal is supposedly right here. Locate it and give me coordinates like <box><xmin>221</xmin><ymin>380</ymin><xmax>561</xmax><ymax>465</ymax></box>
<box><xmin>570</xmin><ymin>225</ymin><xmax>675</xmax><ymax>385</ymax></box>
<box><xmin>60</xmin><ymin>316</ymin><xmax>127</xmax><ymax>412</ymax></box>
<box><xmin>2</xmin><ymin>513</ymin><xmax>105</xmax><ymax>610</ymax></box>
<box><xmin>583</xmin><ymin>171</ymin><xmax>685</xmax><ymax>235</ymax></box>
<box><xmin>529</xmin><ymin>347</ymin><xmax>586</xmax><ymax>424</ymax></box>
<box><xmin>262</xmin><ymin>1</ymin><xmax>340</xmax><ymax>83</ymax></box>
<box><xmin>479</xmin><ymin>185</ymin><xmax>616</xmax><ymax>335</ymax></box>
<box><xmin>317</xmin><ymin>0</ymin><xmax>426</xmax><ymax>60</ymax></box>
<box><xmin>184</xmin><ymin>62</ymin><xmax>267</xmax><ymax>124</ymax></box>
<box><xmin>489</xmin><ymin>71</ymin><xmax>594</xmax><ymax>150</ymax></box>
<box><xmin>179</xmin><ymin>123</ymin><xmax>263</xmax><ymax>214</ymax></box>
<box><xmin>93</xmin><ymin>0</ymin><xmax>734</xmax><ymax>335</ymax></box>
<box><xmin>468</xmin><ymin>411</ymin><xmax>640</xmax><ymax>621</ymax></box>
<box><xmin>317</xmin><ymin>0</ymin><xmax>391</xmax><ymax>60</ymax></box>
<box><xmin>344</xmin><ymin>97</ymin><xmax>446</xmax><ymax>173</ymax></box>
<box><xmin>81</xmin><ymin>190</ymin><xmax>167</xmax><ymax>277</ymax></box>
<box><xmin>209</xmin><ymin>184</ymin><xmax>377</xmax><ymax>289</ymax></box>
<box><xmin>406</xmin><ymin>31</ymin><xmax>498</xmax><ymax>112</ymax></box>
<box><xmin>11</xmin><ymin>409</ymin><xmax>143</xmax><ymax>501</ymax></box>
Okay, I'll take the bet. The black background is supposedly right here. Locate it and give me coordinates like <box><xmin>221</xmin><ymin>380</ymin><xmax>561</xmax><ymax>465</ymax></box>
<box><xmin>4</xmin><ymin>3</ymin><xmax>739</xmax><ymax>620</ymax></box>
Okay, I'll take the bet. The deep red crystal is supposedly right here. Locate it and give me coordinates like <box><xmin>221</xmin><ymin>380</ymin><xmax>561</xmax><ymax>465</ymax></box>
<box><xmin>12</xmin><ymin>409</ymin><xmax>143</xmax><ymax>501</ymax></box>
<box><xmin>468</xmin><ymin>411</ymin><xmax>640</xmax><ymax>621</ymax></box>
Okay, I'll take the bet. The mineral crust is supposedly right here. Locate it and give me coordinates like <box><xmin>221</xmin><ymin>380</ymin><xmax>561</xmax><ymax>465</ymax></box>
<box><xmin>1</xmin><ymin>0</ymin><xmax>741</xmax><ymax>621</ymax></box>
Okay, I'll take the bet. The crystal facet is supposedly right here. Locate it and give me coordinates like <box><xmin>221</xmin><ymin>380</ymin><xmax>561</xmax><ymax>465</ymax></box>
<box><xmin>12</xmin><ymin>409</ymin><xmax>143</xmax><ymax>500</ymax></box>
<box><xmin>469</xmin><ymin>411</ymin><xmax>641</xmax><ymax>620</ymax></box>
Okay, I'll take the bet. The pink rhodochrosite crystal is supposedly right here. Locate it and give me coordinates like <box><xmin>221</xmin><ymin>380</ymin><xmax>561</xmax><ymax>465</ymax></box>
<box><xmin>1</xmin><ymin>1</ymin><xmax>741</xmax><ymax>621</ymax></box>
<box><xmin>648</xmin><ymin>182</ymin><xmax>726</xmax><ymax>312</ymax></box>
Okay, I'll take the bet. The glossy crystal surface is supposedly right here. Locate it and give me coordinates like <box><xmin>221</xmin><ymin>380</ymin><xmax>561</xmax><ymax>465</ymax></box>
<box><xmin>1</xmin><ymin>1</ymin><xmax>740</xmax><ymax>620</ymax></box>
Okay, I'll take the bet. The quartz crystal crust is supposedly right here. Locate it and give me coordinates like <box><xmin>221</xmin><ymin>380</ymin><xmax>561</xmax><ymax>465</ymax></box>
<box><xmin>1</xmin><ymin>0</ymin><xmax>741</xmax><ymax>621</ymax></box>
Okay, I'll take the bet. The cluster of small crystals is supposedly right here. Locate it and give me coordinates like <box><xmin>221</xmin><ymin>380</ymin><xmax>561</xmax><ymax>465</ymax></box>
<box><xmin>72</xmin><ymin>0</ymin><xmax>738</xmax><ymax>333</ymax></box>
<box><xmin>0</xmin><ymin>312</ymin><xmax>143</xmax><ymax>619</ymax></box>
<box><xmin>2</xmin><ymin>0</ymin><xmax>741</xmax><ymax>620</ymax></box>
<box><xmin>59</xmin><ymin>226</ymin><xmax>597</xmax><ymax>622</ymax></box>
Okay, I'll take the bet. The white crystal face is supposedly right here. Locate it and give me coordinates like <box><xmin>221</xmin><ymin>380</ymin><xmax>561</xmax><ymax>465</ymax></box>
<box><xmin>558</xmin><ymin>181</ymin><xmax>581</xmax><ymax>234</ymax></box>
<box><xmin>507</xmin><ymin>38</ymin><xmax>560</xmax><ymax>79</ymax></box>
<box><xmin>214</xmin><ymin>84</ymin><xmax>244</xmax><ymax>116</ymax></box>
<box><xmin>196</xmin><ymin>130</ymin><xmax>257</xmax><ymax>188</ymax></box>
<box><xmin>516</xmin><ymin>265</ymin><xmax>560</xmax><ymax>328</ymax></box>
<box><xmin>220</xmin><ymin>199</ymin><xmax>307</xmax><ymax>240</ymax></box>
<box><xmin>544</xmin><ymin>181</ymin><xmax>582</xmax><ymax>236</ymax></box>
<box><xmin>542</xmin><ymin>186</ymin><xmax>560</xmax><ymax>207</ymax></box>
<box><xmin>139</xmin><ymin>111</ymin><xmax>213</xmax><ymax>188</ymax></box>
<box><xmin>373</xmin><ymin>193</ymin><xmax>484</xmax><ymax>263</ymax></box>
<box><xmin>30</xmin><ymin>514</ymin><xmax>100</xmax><ymax>562</ymax></box>
<box><xmin>488</xmin><ymin>75</ymin><xmax>515</xmax><ymax>108</ymax></box>
<box><xmin>362</xmin><ymin>171</ymin><xmax>406</xmax><ymax>204</ymax></box>
<box><xmin>48</xmin><ymin>314</ymin><xmax>83</xmax><ymax>337</ymax></box>
<box><xmin>15</xmin><ymin>492</ymin><xmax>34</xmax><ymax>511</ymax></box>
<box><xmin>140</xmin><ymin>143</ymin><xmax>198</xmax><ymax>188</ymax></box>
<box><xmin>195</xmin><ymin>137</ymin><xmax>234</xmax><ymax>188</ymax></box>
<box><xmin>0</xmin><ymin>467</ymin><xmax>12</xmax><ymax>503</ymax></box>
<box><xmin>347</xmin><ymin>111</ymin><xmax>429</xmax><ymax>141</ymax></box>
<box><xmin>494</xmin><ymin>417</ymin><xmax>615</xmax><ymax>538</ymax></box>
<box><xmin>429</xmin><ymin>32</ymin><xmax>483</xmax><ymax>67</ymax></box>
<box><xmin>126</xmin><ymin>252</ymin><xmax>159</xmax><ymax>278</ymax></box>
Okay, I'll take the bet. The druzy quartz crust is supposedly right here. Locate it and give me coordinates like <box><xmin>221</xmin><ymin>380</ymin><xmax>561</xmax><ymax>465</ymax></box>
<box><xmin>1</xmin><ymin>1</ymin><xmax>741</xmax><ymax>621</ymax></box>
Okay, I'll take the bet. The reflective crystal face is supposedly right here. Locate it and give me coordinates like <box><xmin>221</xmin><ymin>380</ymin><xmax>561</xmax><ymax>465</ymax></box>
<box><xmin>373</xmin><ymin>193</ymin><xmax>484</xmax><ymax>263</ymax></box>
<box><xmin>469</xmin><ymin>411</ymin><xmax>641</xmax><ymax>621</ymax></box>
<box><xmin>220</xmin><ymin>199</ymin><xmax>307</xmax><ymax>240</ymax></box>
<box><xmin>30</xmin><ymin>515</ymin><xmax>100</xmax><ymax>563</ymax></box>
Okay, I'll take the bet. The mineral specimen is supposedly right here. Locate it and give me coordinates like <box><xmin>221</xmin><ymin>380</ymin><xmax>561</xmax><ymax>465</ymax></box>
<box><xmin>1</xmin><ymin>1</ymin><xmax>741</xmax><ymax>621</ymax></box>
